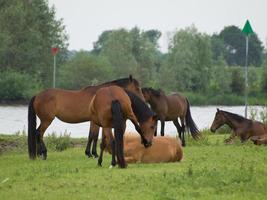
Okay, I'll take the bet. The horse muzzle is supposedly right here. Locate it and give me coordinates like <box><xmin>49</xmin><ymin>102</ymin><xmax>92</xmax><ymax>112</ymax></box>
<box><xmin>141</xmin><ymin>138</ymin><xmax>152</xmax><ymax>148</ymax></box>
<box><xmin>210</xmin><ymin>127</ymin><xmax>216</xmax><ymax>133</ymax></box>
<box><xmin>143</xmin><ymin>141</ymin><xmax>152</xmax><ymax>148</ymax></box>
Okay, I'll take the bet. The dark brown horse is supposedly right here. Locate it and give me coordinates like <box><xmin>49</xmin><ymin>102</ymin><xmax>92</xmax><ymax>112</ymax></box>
<box><xmin>88</xmin><ymin>86</ymin><xmax>157</xmax><ymax>168</ymax></box>
<box><xmin>210</xmin><ymin>108</ymin><xmax>267</xmax><ymax>143</ymax></box>
<box><xmin>141</xmin><ymin>87</ymin><xmax>200</xmax><ymax>146</ymax></box>
<box><xmin>28</xmin><ymin>75</ymin><xmax>145</xmax><ymax>160</ymax></box>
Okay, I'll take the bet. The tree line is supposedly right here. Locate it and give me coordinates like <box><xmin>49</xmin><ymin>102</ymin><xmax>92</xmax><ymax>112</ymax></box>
<box><xmin>0</xmin><ymin>0</ymin><xmax>267</xmax><ymax>105</ymax></box>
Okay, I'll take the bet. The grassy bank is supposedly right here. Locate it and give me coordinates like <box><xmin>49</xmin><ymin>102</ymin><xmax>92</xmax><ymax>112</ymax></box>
<box><xmin>0</xmin><ymin>133</ymin><xmax>267</xmax><ymax>200</ymax></box>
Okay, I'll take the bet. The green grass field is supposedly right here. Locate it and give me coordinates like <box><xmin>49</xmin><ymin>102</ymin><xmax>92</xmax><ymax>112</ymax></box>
<box><xmin>0</xmin><ymin>133</ymin><xmax>267</xmax><ymax>200</ymax></box>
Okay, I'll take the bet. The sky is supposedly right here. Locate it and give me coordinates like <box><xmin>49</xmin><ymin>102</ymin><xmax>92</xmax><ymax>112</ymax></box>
<box><xmin>48</xmin><ymin>0</ymin><xmax>267</xmax><ymax>52</ymax></box>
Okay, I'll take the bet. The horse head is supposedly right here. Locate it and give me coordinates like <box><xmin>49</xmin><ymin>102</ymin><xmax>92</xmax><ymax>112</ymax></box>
<box><xmin>210</xmin><ymin>108</ymin><xmax>227</xmax><ymax>132</ymax></box>
<box><xmin>125</xmin><ymin>75</ymin><xmax>145</xmax><ymax>101</ymax></box>
<box><xmin>139</xmin><ymin>114</ymin><xmax>158</xmax><ymax>147</ymax></box>
<box><xmin>142</xmin><ymin>87</ymin><xmax>162</xmax><ymax>102</ymax></box>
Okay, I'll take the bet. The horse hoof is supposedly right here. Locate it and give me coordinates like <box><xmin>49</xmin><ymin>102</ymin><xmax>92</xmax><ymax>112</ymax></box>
<box><xmin>109</xmin><ymin>165</ymin><xmax>114</xmax><ymax>169</ymax></box>
<box><xmin>86</xmin><ymin>153</ymin><xmax>93</xmax><ymax>158</ymax></box>
<box><xmin>93</xmin><ymin>154</ymin><xmax>99</xmax><ymax>159</ymax></box>
<box><xmin>40</xmin><ymin>154</ymin><xmax>47</xmax><ymax>160</ymax></box>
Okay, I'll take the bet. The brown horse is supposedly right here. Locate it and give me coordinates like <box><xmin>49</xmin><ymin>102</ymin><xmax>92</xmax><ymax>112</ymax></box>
<box><xmin>210</xmin><ymin>108</ymin><xmax>267</xmax><ymax>143</ymax></box>
<box><xmin>28</xmin><ymin>75</ymin><xmax>145</xmax><ymax>160</ymax></box>
<box><xmin>123</xmin><ymin>134</ymin><xmax>183</xmax><ymax>163</ymax></box>
<box><xmin>102</xmin><ymin>133</ymin><xmax>183</xmax><ymax>163</ymax></box>
<box><xmin>141</xmin><ymin>87</ymin><xmax>200</xmax><ymax>146</ymax></box>
<box><xmin>88</xmin><ymin>86</ymin><xmax>157</xmax><ymax>168</ymax></box>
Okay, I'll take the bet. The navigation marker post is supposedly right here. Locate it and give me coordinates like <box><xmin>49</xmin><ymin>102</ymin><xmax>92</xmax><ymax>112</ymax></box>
<box><xmin>242</xmin><ymin>20</ymin><xmax>253</xmax><ymax>118</ymax></box>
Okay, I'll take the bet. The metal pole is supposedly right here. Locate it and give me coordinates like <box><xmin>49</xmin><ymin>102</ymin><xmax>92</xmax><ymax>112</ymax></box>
<box><xmin>244</xmin><ymin>36</ymin><xmax>249</xmax><ymax>118</ymax></box>
<box><xmin>53</xmin><ymin>55</ymin><xmax>56</xmax><ymax>88</ymax></box>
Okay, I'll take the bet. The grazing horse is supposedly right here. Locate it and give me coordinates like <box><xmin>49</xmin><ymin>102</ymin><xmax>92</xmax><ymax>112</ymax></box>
<box><xmin>89</xmin><ymin>86</ymin><xmax>157</xmax><ymax>168</ymax></box>
<box><xmin>28</xmin><ymin>75</ymin><xmax>145</xmax><ymax>160</ymax></box>
<box><xmin>141</xmin><ymin>87</ymin><xmax>200</xmax><ymax>146</ymax></box>
<box><xmin>210</xmin><ymin>108</ymin><xmax>267</xmax><ymax>143</ymax></box>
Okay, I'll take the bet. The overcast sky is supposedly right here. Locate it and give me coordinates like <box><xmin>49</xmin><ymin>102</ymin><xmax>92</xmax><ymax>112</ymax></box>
<box><xmin>48</xmin><ymin>0</ymin><xmax>267</xmax><ymax>52</ymax></box>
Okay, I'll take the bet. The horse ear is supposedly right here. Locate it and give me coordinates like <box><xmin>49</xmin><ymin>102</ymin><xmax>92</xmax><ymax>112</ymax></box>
<box><xmin>129</xmin><ymin>74</ymin><xmax>133</xmax><ymax>82</ymax></box>
<box><xmin>217</xmin><ymin>108</ymin><xmax>219</xmax><ymax>112</ymax></box>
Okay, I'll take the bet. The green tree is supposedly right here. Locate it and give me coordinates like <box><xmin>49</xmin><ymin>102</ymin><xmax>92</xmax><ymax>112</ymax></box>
<box><xmin>230</xmin><ymin>68</ymin><xmax>245</xmax><ymax>95</ymax></box>
<box><xmin>59</xmin><ymin>51</ymin><xmax>113</xmax><ymax>89</ymax></box>
<box><xmin>218</xmin><ymin>26</ymin><xmax>263</xmax><ymax>66</ymax></box>
<box><xmin>0</xmin><ymin>69</ymin><xmax>42</xmax><ymax>101</ymax></box>
<box><xmin>163</xmin><ymin>26</ymin><xmax>212</xmax><ymax>92</ymax></box>
<box><xmin>0</xmin><ymin>0</ymin><xmax>68</xmax><ymax>88</ymax></box>
<box><xmin>92</xmin><ymin>28</ymin><xmax>162</xmax><ymax>85</ymax></box>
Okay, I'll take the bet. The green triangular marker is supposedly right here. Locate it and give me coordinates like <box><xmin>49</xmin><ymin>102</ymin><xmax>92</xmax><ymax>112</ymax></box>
<box><xmin>242</xmin><ymin>20</ymin><xmax>254</xmax><ymax>36</ymax></box>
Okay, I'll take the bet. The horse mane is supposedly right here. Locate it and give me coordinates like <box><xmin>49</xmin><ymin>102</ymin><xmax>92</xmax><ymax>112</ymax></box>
<box><xmin>100</xmin><ymin>77</ymin><xmax>140</xmax><ymax>87</ymax></box>
<box><xmin>124</xmin><ymin>90</ymin><xmax>154</xmax><ymax>123</ymax></box>
<box><xmin>83</xmin><ymin>76</ymin><xmax>139</xmax><ymax>90</ymax></box>
<box><xmin>221</xmin><ymin>110</ymin><xmax>250</xmax><ymax>122</ymax></box>
<box><xmin>142</xmin><ymin>87</ymin><xmax>163</xmax><ymax>97</ymax></box>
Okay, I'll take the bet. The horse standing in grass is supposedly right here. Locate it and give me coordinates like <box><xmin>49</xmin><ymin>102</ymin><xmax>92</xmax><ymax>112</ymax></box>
<box><xmin>28</xmin><ymin>75</ymin><xmax>145</xmax><ymax>160</ymax></box>
<box><xmin>88</xmin><ymin>86</ymin><xmax>157</xmax><ymax>168</ymax></box>
<box><xmin>141</xmin><ymin>87</ymin><xmax>200</xmax><ymax>146</ymax></box>
<box><xmin>210</xmin><ymin>108</ymin><xmax>267</xmax><ymax>143</ymax></box>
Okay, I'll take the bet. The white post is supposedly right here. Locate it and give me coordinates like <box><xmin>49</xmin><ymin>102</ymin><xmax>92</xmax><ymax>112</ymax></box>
<box><xmin>53</xmin><ymin>54</ymin><xmax>56</xmax><ymax>88</ymax></box>
<box><xmin>244</xmin><ymin>36</ymin><xmax>249</xmax><ymax>118</ymax></box>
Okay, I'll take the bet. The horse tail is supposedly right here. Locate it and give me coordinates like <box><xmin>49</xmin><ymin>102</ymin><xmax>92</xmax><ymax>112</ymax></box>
<box><xmin>185</xmin><ymin>98</ymin><xmax>200</xmax><ymax>140</ymax></box>
<box><xmin>28</xmin><ymin>96</ymin><xmax>37</xmax><ymax>159</ymax></box>
<box><xmin>111</xmin><ymin>100</ymin><xmax>126</xmax><ymax>168</ymax></box>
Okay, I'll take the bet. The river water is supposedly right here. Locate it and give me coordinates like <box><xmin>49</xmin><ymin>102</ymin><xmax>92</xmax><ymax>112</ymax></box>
<box><xmin>0</xmin><ymin>105</ymin><xmax>265</xmax><ymax>138</ymax></box>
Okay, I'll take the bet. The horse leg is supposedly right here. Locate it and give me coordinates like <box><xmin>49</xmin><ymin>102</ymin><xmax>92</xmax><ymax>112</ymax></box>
<box><xmin>85</xmin><ymin>123</ymin><xmax>99</xmax><ymax>158</ymax></box>
<box><xmin>125</xmin><ymin>156</ymin><xmax>137</xmax><ymax>164</ymax></box>
<box><xmin>160</xmin><ymin>119</ymin><xmax>165</xmax><ymax>136</ymax></box>
<box><xmin>98</xmin><ymin>128</ymin><xmax>113</xmax><ymax>166</ymax></box>
<box><xmin>92</xmin><ymin>131</ymin><xmax>100</xmax><ymax>158</ymax></box>
<box><xmin>85</xmin><ymin>132</ymin><xmax>93</xmax><ymax>157</ymax></box>
<box><xmin>180</xmin><ymin>118</ymin><xmax>186</xmax><ymax>147</ymax></box>
<box><xmin>154</xmin><ymin>120</ymin><xmax>158</xmax><ymax>136</ymax></box>
<box><xmin>224</xmin><ymin>132</ymin><xmax>237</xmax><ymax>144</ymax></box>
<box><xmin>38</xmin><ymin>120</ymin><xmax>52</xmax><ymax>160</ymax></box>
<box><xmin>98</xmin><ymin>131</ymin><xmax>106</xmax><ymax>166</ymax></box>
<box><xmin>173</xmin><ymin>119</ymin><xmax>183</xmax><ymax>143</ymax></box>
<box><xmin>110</xmin><ymin>136</ymin><xmax>116</xmax><ymax>167</ymax></box>
<box><xmin>114</xmin><ymin>123</ymin><xmax>126</xmax><ymax>168</ymax></box>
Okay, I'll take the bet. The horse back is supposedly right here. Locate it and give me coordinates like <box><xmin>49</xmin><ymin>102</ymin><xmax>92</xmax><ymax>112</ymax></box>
<box><xmin>165</xmin><ymin>93</ymin><xmax>187</xmax><ymax>119</ymax></box>
<box><xmin>34</xmin><ymin>88</ymin><xmax>94</xmax><ymax>123</ymax></box>
<box><xmin>89</xmin><ymin>86</ymin><xmax>132</xmax><ymax>127</ymax></box>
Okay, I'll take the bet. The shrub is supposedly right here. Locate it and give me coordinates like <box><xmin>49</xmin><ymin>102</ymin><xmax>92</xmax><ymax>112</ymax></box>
<box><xmin>45</xmin><ymin>132</ymin><xmax>72</xmax><ymax>151</ymax></box>
<box><xmin>0</xmin><ymin>69</ymin><xmax>42</xmax><ymax>101</ymax></box>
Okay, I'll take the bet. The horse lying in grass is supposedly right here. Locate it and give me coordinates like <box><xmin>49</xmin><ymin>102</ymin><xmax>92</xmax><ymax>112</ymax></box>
<box><xmin>102</xmin><ymin>132</ymin><xmax>183</xmax><ymax>164</ymax></box>
<box><xmin>210</xmin><ymin>108</ymin><xmax>267</xmax><ymax>143</ymax></box>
